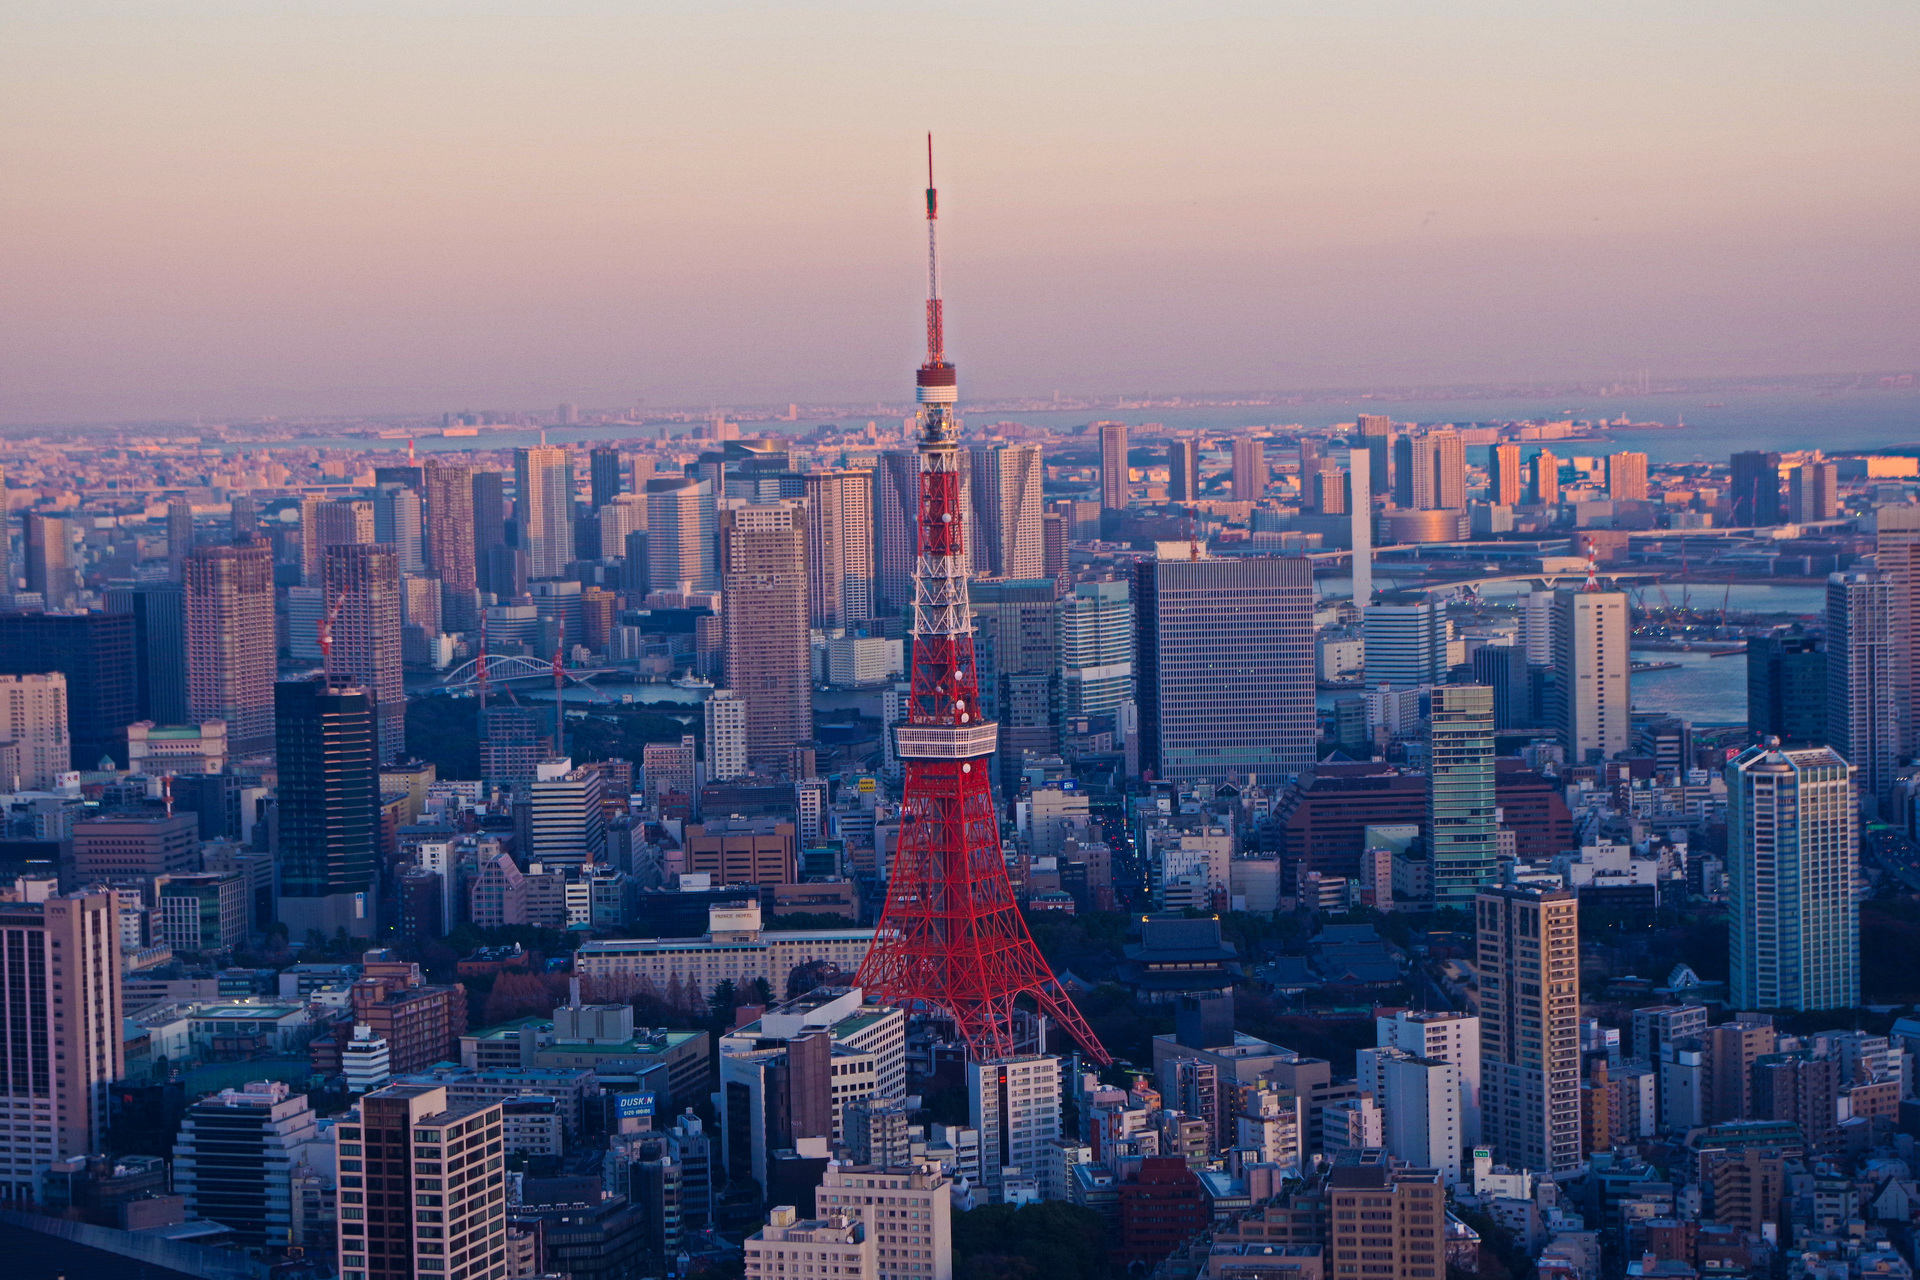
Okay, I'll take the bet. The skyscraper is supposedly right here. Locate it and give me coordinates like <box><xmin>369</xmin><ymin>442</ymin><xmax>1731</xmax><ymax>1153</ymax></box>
<box><xmin>1746</xmin><ymin>634</ymin><xmax>1827</xmax><ymax>745</ymax></box>
<box><xmin>875</xmin><ymin>450</ymin><xmax>922</xmax><ymax>616</ymax></box>
<box><xmin>1872</xmin><ymin>505</ymin><xmax>1920</xmax><ymax>755</ymax></box>
<box><xmin>803</xmin><ymin>470</ymin><xmax>875</xmax><ymax>627</ymax></box>
<box><xmin>275</xmin><ymin>678</ymin><xmax>379</xmax><ymax>939</ymax></box>
<box><xmin>335</xmin><ymin>1084</ymin><xmax>508</xmax><ymax>1280</ymax></box>
<box><xmin>470</xmin><ymin>469</ymin><xmax>508</xmax><ymax>593</ymax></box>
<box><xmin>1354</xmin><ymin>414</ymin><xmax>1393</xmax><ymax>497</ymax></box>
<box><xmin>1410</xmin><ymin>429</ymin><xmax>1467</xmax><ymax>511</ymax></box>
<box><xmin>1605</xmin><ymin>451</ymin><xmax>1649</xmax><ymax>502</ymax></box>
<box><xmin>1099</xmin><ymin>422</ymin><xmax>1130</xmax><ymax>510</ymax></box>
<box><xmin>1166</xmin><ymin>440</ymin><xmax>1199</xmax><ymax>502</ymax></box>
<box><xmin>23</xmin><ymin>513</ymin><xmax>76</xmax><ymax>609</ymax></box>
<box><xmin>1527</xmin><ymin>450</ymin><xmax>1560</xmax><ymax>507</ymax></box>
<box><xmin>372</xmin><ymin>484</ymin><xmax>425</xmax><ymax>574</ymax></box>
<box><xmin>0</xmin><ymin>611</ymin><xmax>137</xmax><ymax>769</ymax></box>
<box><xmin>1487</xmin><ymin>444</ymin><xmax>1523</xmax><ymax>507</ymax></box>
<box><xmin>324</xmin><ymin>544</ymin><xmax>407</xmax><ymax>764</ymax></box>
<box><xmin>1476</xmin><ymin>885</ymin><xmax>1581</xmax><ymax>1174</ymax></box>
<box><xmin>968</xmin><ymin>445</ymin><xmax>1045</xmax><ymax>580</ymax></box>
<box><xmin>1730</xmin><ymin>451</ymin><xmax>1784</xmax><ymax>526</ymax></box>
<box><xmin>722</xmin><ymin>506</ymin><xmax>811</xmax><ymax>771</ymax></box>
<box><xmin>1377</xmin><ymin>1009</ymin><xmax>1482</xmax><ymax>1146</ymax></box>
<box><xmin>1788</xmin><ymin>461</ymin><xmax>1839</xmax><ymax>523</ymax></box>
<box><xmin>0</xmin><ymin>891</ymin><xmax>123</xmax><ymax>1204</ymax></box>
<box><xmin>105</xmin><ymin>582</ymin><xmax>189</xmax><ymax>725</ymax></box>
<box><xmin>1133</xmin><ymin>552</ymin><xmax>1314</xmax><ymax>782</ymax></box>
<box><xmin>1826</xmin><ymin>571</ymin><xmax>1902</xmax><ymax>809</ymax></box>
<box><xmin>1727</xmin><ymin>741</ymin><xmax>1857</xmax><ymax>1012</ymax></box>
<box><xmin>1428</xmin><ymin>684</ymin><xmax>1497</xmax><ymax>905</ymax></box>
<box><xmin>167</xmin><ymin>500</ymin><xmax>195</xmax><ymax>579</ymax></box>
<box><xmin>185</xmin><ymin>538</ymin><xmax>277</xmax><ymax>757</ymax></box>
<box><xmin>301</xmin><ymin>498</ymin><xmax>375</xmax><ymax>586</ymax></box>
<box><xmin>646</xmin><ymin>476</ymin><xmax>719</xmax><ymax>592</ymax></box>
<box><xmin>972</xmin><ymin>577</ymin><xmax>1060</xmax><ymax>792</ymax></box>
<box><xmin>1362</xmin><ymin>598</ymin><xmax>1446</xmax><ymax>689</ymax></box>
<box><xmin>1552</xmin><ymin>587</ymin><xmax>1629</xmax><ymax>764</ymax></box>
<box><xmin>589</xmin><ymin>446</ymin><xmax>625</xmax><ymax>507</ymax></box>
<box><xmin>514</xmin><ymin>445</ymin><xmax>576</xmax><ymax>579</ymax></box>
<box><xmin>1230</xmin><ymin>437</ymin><xmax>1266</xmax><ymax>502</ymax></box>
<box><xmin>1058</xmin><ymin>579</ymin><xmax>1133</xmax><ymax>722</ymax></box>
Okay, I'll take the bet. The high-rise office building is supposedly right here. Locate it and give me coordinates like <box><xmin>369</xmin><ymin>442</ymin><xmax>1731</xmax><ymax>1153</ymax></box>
<box><xmin>1428</xmin><ymin>685</ymin><xmax>1498</xmax><ymax>905</ymax></box>
<box><xmin>1728</xmin><ymin>741</ymin><xmax>1857</xmax><ymax>1012</ymax></box>
<box><xmin>1362</xmin><ymin>598</ymin><xmax>1446</xmax><ymax>689</ymax></box>
<box><xmin>972</xmin><ymin>578</ymin><xmax>1060</xmax><ymax>792</ymax></box>
<box><xmin>470</xmin><ymin>470</ymin><xmax>509</xmax><ymax>594</ymax></box>
<box><xmin>1746</xmin><ymin>634</ymin><xmax>1827</xmax><ymax>745</ymax></box>
<box><xmin>1605</xmin><ymin>451</ymin><xmax>1649</xmax><ymax>502</ymax></box>
<box><xmin>230</xmin><ymin>495</ymin><xmax>259</xmax><ymax>538</ymax></box>
<box><xmin>276</xmin><ymin>679</ymin><xmax>379</xmax><ymax>939</ymax></box>
<box><xmin>23</xmin><ymin>513</ymin><xmax>76</xmax><ymax>609</ymax></box>
<box><xmin>704</xmin><ymin>688</ymin><xmax>749</xmax><ymax>782</ymax></box>
<box><xmin>0</xmin><ymin>611</ymin><xmax>137</xmax><ymax>770</ymax></box>
<box><xmin>1133</xmin><ymin>552</ymin><xmax>1314</xmax><ymax>782</ymax></box>
<box><xmin>1058</xmin><ymin>579</ymin><xmax>1133</xmax><ymax>721</ymax></box>
<box><xmin>167</xmin><ymin>501</ymin><xmax>196</xmax><ymax>578</ymax></box>
<box><xmin>1166</xmin><ymin>440</ymin><xmax>1199</xmax><ymax>502</ymax></box>
<box><xmin>1789</xmin><ymin>461</ymin><xmax>1839</xmax><ymax>523</ymax></box>
<box><xmin>968</xmin><ymin>1055</ymin><xmax>1061</xmax><ymax>1204</ymax></box>
<box><xmin>1472</xmin><ymin>643</ymin><xmax>1532</xmax><ymax>731</ymax></box>
<box><xmin>301</xmin><ymin>497</ymin><xmax>376</xmax><ymax>586</ymax></box>
<box><xmin>173</xmin><ymin>1081</ymin><xmax>319</xmax><ymax>1246</ymax></box>
<box><xmin>875</xmin><ymin>450</ymin><xmax>921</xmax><ymax>615</ymax></box>
<box><xmin>105</xmin><ymin>582</ymin><xmax>189</xmax><ymax>725</ymax></box>
<box><xmin>514</xmin><ymin>446</ymin><xmax>576</xmax><ymax>579</ymax></box>
<box><xmin>968</xmin><ymin>445</ymin><xmax>1045</xmax><ymax>579</ymax></box>
<box><xmin>803</xmin><ymin>471</ymin><xmax>875</xmax><ymax>627</ymax></box>
<box><xmin>1730</xmin><ymin>451</ymin><xmax>1784</xmax><ymax>526</ymax></box>
<box><xmin>1230</xmin><ymin>437</ymin><xmax>1267</xmax><ymax>502</ymax></box>
<box><xmin>589</xmin><ymin>446</ymin><xmax>625</xmax><ymax>508</ymax></box>
<box><xmin>335</xmin><ymin>1083</ymin><xmax>508</xmax><ymax>1280</ymax></box>
<box><xmin>1099</xmin><ymin>422</ymin><xmax>1130</xmax><ymax>510</ymax></box>
<box><xmin>0</xmin><ymin>892</ymin><xmax>123</xmax><ymax>1204</ymax></box>
<box><xmin>325</xmin><ymin>544</ymin><xmax>407</xmax><ymax>764</ymax></box>
<box><xmin>1487</xmin><ymin>444</ymin><xmax>1523</xmax><ymax>507</ymax></box>
<box><xmin>185</xmin><ymin>538</ymin><xmax>277</xmax><ymax>757</ymax></box>
<box><xmin>1377</xmin><ymin>1009</ymin><xmax>1482</xmax><ymax>1146</ymax></box>
<box><xmin>1476</xmin><ymin>885</ymin><xmax>1581</xmax><ymax>1174</ymax></box>
<box><xmin>522</xmin><ymin>758</ymin><xmax>608</xmax><ymax>868</ymax></box>
<box><xmin>1552</xmin><ymin>587</ymin><xmax>1629</xmax><ymax>764</ymax></box>
<box><xmin>0</xmin><ymin>674</ymin><xmax>70</xmax><ymax>789</ymax></box>
<box><xmin>1827</xmin><ymin>572</ymin><xmax>1902</xmax><ymax>808</ymax></box>
<box><xmin>647</xmin><ymin>477</ymin><xmax>718</xmax><ymax>592</ymax></box>
<box><xmin>372</xmin><ymin>484</ymin><xmax>425</xmax><ymax>574</ymax></box>
<box><xmin>1528</xmin><ymin>449</ymin><xmax>1560</xmax><ymax>507</ymax></box>
<box><xmin>1041</xmin><ymin>511</ymin><xmax>1068</xmax><ymax>585</ymax></box>
<box><xmin>1354</xmin><ymin>415</ymin><xmax>1393</xmax><ymax>497</ymax></box>
<box><xmin>722</xmin><ymin>507</ymin><xmax>810</xmax><ymax>770</ymax></box>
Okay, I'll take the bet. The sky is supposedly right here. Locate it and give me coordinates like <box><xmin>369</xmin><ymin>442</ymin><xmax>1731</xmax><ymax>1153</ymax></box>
<box><xmin>0</xmin><ymin>0</ymin><xmax>1915</xmax><ymax>424</ymax></box>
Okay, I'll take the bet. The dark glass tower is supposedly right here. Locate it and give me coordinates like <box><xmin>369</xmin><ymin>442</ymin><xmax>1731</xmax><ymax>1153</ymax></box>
<box><xmin>590</xmin><ymin>446</ymin><xmax>625</xmax><ymax>508</ymax></box>
<box><xmin>105</xmin><ymin>582</ymin><xmax>189</xmax><ymax>725</ymax></box>
<box><xmin>1747</xmin><ymin>634</ymin><xmax>1828</xmax><ymax>745</ymax></box>
<box><xmin>275</xmin><ymin>679</ymin><xmax>378</xmax><ymax>940</ymax></box>
<box><xmin>0</xmin><ymin>611</ymin><xmax>137</xmax><ymax>768</ymax></box>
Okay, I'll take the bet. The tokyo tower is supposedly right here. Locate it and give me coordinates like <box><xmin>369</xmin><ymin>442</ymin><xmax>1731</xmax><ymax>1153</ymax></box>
<box><xmin>854</xmin><ymin>139</ymin><xmax>1110</xmax><ymax>1064</ymax></box>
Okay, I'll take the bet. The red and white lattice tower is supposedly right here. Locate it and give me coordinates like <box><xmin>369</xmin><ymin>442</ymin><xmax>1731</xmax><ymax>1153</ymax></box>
<box><xmin>854</xmin><ymin>139</ymin><xmax>1110</xmax><ymax>1064</ymax></box>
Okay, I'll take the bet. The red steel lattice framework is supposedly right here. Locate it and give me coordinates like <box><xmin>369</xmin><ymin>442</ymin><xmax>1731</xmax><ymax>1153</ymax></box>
<box><xmin>854</xmin><ymin>140</ymin><xmax>1110</xmax><ymax>1064</ymax></box>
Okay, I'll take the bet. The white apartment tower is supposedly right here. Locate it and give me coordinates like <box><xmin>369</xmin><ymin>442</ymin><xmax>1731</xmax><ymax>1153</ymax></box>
<box><xmin>0</xmin><ymin>673</ymin><xmax>70</xmax><ymax>790</ymax></box>
<box><xmin>1552</xmin><ymin>588</ymin><xmax>1629</xmax><ymax>764</ymax></box>
<box><xmin>815</xmin><ymin>1162</ymin><xmax>953</xmax><ymax>1280</ymax></box>
<box><xmin>1358</xmin><ymin>1048</ymin><xmax>1462</xmax><ymax>1185</ymax></box>
<box><xmin>1728</xmin><ymin>741</ymin><xmax>1858</xmax><ymax>1012</ymax></box>
<box><xmin>705</xmin><ymin>689</ymin><xmax>750</xmax><ymax>782</ymax></box>
<box><xmin>1376</xmin><ymin>1009</ymin><xmax>1482</xmax><ymax>1144</ymax></box>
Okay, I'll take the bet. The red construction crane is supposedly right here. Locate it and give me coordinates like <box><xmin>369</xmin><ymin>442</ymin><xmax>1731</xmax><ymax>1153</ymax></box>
<box><xmin>855</xmin><ymin>139</ymin><xmax>1110</xmax><ymax>1064</ymax></box>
